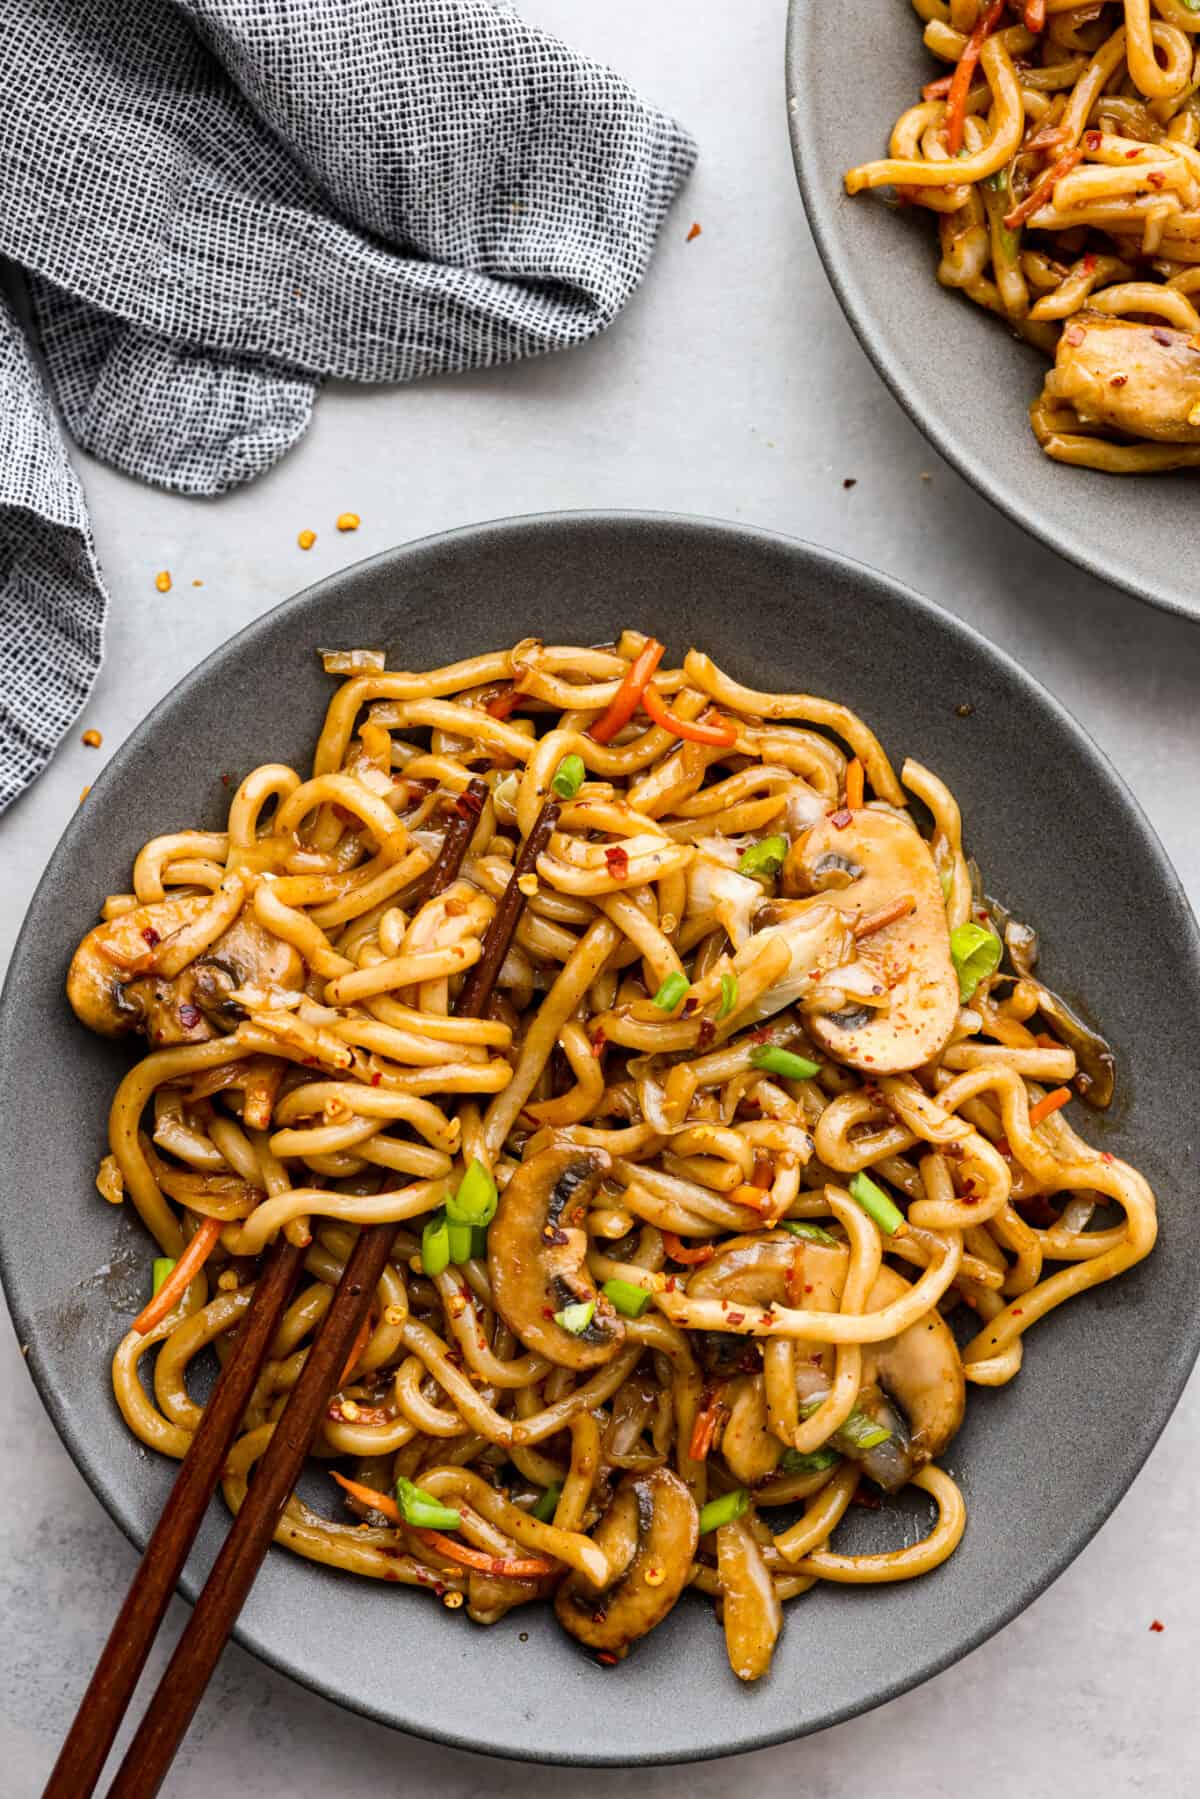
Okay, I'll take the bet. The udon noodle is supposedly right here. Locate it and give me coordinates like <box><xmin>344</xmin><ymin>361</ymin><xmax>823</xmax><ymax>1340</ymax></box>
<box><xmin>847</xmin><ymin>0</ymin><xmax>1200</xmax><ymax>472</ymax></box>
<box><xmin>68</xmin><ymin>633</ymin><xmax>1156</xmax><ymax>1679</ymax></box>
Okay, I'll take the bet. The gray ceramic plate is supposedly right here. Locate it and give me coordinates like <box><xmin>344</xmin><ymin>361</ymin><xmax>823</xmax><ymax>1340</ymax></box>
<box><xmin>2</xmin><ymin>513</ymin><xmax>1198</xmax><ymax>1765</ymax></box>
<box><xmin>787</xmin><ymin>1</ymin><xmax>1200</xmax><ymax>622</ymax></box>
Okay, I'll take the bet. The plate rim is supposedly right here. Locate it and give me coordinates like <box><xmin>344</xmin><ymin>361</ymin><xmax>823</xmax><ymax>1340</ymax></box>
<box><xmin>784</xmin><ymin>0</ymin><xmax>1197</xmax><ymax>625</ymax></box>
<box><xmin>3</xmin><ymin>507</ymin><xmax>1199</xmax><ymax>1764</ymax></box>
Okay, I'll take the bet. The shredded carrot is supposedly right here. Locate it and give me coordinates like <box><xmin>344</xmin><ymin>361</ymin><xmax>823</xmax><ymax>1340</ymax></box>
<box><xmin>590</xmin><ymin>639</ymin><xmax>664</xmax><ymax>744</ymax></box>
<box><xmin>844</xmin><ymin>757</ymin><xmax>865</xmax><ymax>810</ymax></box>
<box><xmin>1004</xmin><ymin>145</ymin><xmax>1085</xmax><ymax>229</ymax></box>
<box><xmin>946</xmin><ymin>0</ymin><xmax>1006</xmax><ymax>155</ymax></box>
<box><xmin>640</xmin><ymin>683</ymin><xmax>737</xmax><ymax>747</ymax></box>
<box><xmin>688</xmin><ymin>1387</ymin><xmax>728</xmax><ymax>1462</ymax></box>
<box><xmin>331</xmin><ymin>1469</ymin><xmax>403</xmax><ymax>1523</ymax></box>
<box><xmin>1024</xmin><ymin>0</ymin><xmax>1046</xmax><ymax>28</ymax></box>
<box><xmin>131</xmin><ymin>1216</ymin><xmax>223</xmax><ymax>1335</ymax></box>
<box><xmin>729</xmin><ymin>1182</ymin><xmax>775</xmax><ymax>1215</ymax></box>
<box><xmin>486</xmin><ymin>686</ymin><xmax>526</xmax><ymax>720</ymax></box>
<box><xmin>853</xmin><ymin>893</ymin><xmax>916</xmax><ymax>940</ymax></box>
<box><xmin>415</xmin><ymin>1529</ymin><xmax>556</xmax><ymax>1579</ymax></box>
<box><xmin>922</xmin><ymin>72</ymin><xmax>953</xmax><ymax>102</ymax></box>
<box><xmin>662</xmin><ymin>1229</ymin><xmax>715</xmax><ymax>1265</ymax></box>
<box><xmin>340</xmin><ymin>1309</ymin><xmax>373</xmax><ymax>1386</ymax></box>
<box><xmin>1028</xmin><ymin>1086</ymin><xmax>1072</xmax><ymax>1128</ymax></box>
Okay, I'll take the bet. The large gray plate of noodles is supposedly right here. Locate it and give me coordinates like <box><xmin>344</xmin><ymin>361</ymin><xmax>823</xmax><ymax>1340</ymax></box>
<box><xmin>787</xmin><ymin>1</ymin><xmax>1200</xmax><ymax>622</ymax></box>
<box><xmin>1</xmin><ymin>512</ymin><xmax>1197</xmax><ymax>1764</ymax></box>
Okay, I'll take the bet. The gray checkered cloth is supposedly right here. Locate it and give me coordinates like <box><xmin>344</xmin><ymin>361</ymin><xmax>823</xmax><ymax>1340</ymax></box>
<box><xmin>0</xmin><ymin>0</ymin><xmax>695</xmax><ymax>811</ymax></box>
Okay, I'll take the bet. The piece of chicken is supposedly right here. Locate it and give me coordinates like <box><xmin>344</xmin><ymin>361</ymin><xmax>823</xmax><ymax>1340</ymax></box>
<box><xmin>1045</xmin><ymin>312</ymin><xmax>1200</xmax><ymax>443</ymax></box>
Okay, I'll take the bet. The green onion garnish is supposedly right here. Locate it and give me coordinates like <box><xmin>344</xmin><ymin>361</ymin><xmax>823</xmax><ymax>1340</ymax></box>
<box><xmin>848</xmin><ymin>1172</ymin><xmax>906</xmax><ymax>1236</ymax></box>
<box><xmin>717</xmin><ymin>972</ymin><xmax>738</xmax><ymax>1018</ymax></box>
<box><xmin>447</xmin><ymin>1218</ymin><xmax>475</xmax><ymax>1265</ymax></box>
<box><xmin>551</xmin><ymin>753</ymin><xmax>586</xmax><ymax>800</ymax></box>
<box><xmin>395</xmin><ymin>1476</ymin><xmax>463</xmax><ymax>1530</ymax></box>
<box><xmin>780</xmin><ymin>1220</ymin><xmax>838</xmax><ymax>1245</ymax></box>
<box><xmin>652</xmin><ymin>971</ymin><xmax>689</xmax><ymax>1012</ymax></box>
<box><xmin>749</xmin><ymin>1045</ymin><xmax>821</xmax><ymax>1081</ymax></box>
<box><xmin>554</xmin><ymin>1299</ymin><xmax>595</xmax><ymax>1335</ymax></box>
<box><xmin>602</xmin><ymin>1278</ymin><xmax>652</xmax><ymax>1318</ymax></box>
<box><xmin>421</xmin><ymin>1209</ymin><xmax>451</xmax><ymax>1277</ymax></box>
<box><xmin>779</xmin><ymin>1446</ymin><xmax>841</xmax><ymax>1474</ymax></box>
<box><xmin>737</xmin><ymin>835</ymin><xmax>789</xmax><ymax>881</ymax></box>
<box><xmin>470</xmin><ymin>1223</ymin><xmax>490</xmax><ymax>1259</ymax></box>
<box><xmin>949</xmin><ymin>919</ymin><xmax>1002</xmax><ymax>1002</ymax></box>
<box><xmin>836</xmin><ymin>1409</ymin><xmax>892</xmax><ymax>1451</ymax></box>
<box><xmin>447</xmin><ymin>1158</ymin><xmax>498</xmax><ymax>1227</ymax></box>
<box><xmin>697</xmin><ymin>1488</ymin><xmax>750</xmax><ymax>1534</ymax></box>
<box><xmin>532</xmin><ymin>1482</ymin><xmax>562</xmax><ymax>1522</ymax></box>
<box><xmin>152</xmin><ymin>1257</ymin><xmax>177</xmax><ymax>1297</ymax></box>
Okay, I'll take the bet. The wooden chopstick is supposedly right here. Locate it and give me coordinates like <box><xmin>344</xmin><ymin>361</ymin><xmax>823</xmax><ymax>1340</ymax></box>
<box><xmin>80</xmin><ymin>787</ymin><xmax>556</xmax><ymax>1796</ymax></box>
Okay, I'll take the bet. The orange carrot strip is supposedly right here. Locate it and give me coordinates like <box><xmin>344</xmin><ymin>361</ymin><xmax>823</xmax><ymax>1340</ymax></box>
<box><xmin>688</xmin><ymin>1387</ymin><xmax>728</xmax><ymax>1462</ymax></box>
<box><xmin>414</xmin><ymin>1529</ymin><xmax>556</xmax><ymax>1579</ymax></box>
<box><xmin>729</xmin><ymin>1183</ymin><xmax>775</xmax><ymax>1215</ymax></box>
<box><xmin>131</xmin><ymin>1216</ymin><xmax>223</xmax><ymax>1335</ymax></box>
<box><xmin>844</xmin><ymin>757</ymin><xmax>865</xmax><ymax>810</ymax></box>
<box><xmin>589</xmin><ymin>639</ymin><xmax>664</xmax><ymax>744</ymax></box>
<box><xmin>486</xmin><ymin>686</ymin><xmax>526</xmax><ymax>719</ymax></box>
<box><xmin>946</xmin><ymin>0</ymin><xmax>1006</xmax><ymax>155</ymax></box>
<box><xmin>1028</xmin><ymin>1086</ymin><xmax>1072</xmax><ymax>1127</ymax></box>
<box><xmin>1004</xmin><ymin>143</ymin><xmax>1085</xmax><ymax>229</ymax></box>
<box><xmin>662</xmin><ymin>1229</ymin><xmax>715</xmax><ymax>1266</ymax></box>
<box><xmin>640</xmin><ymin>683</ymin><xmax>737</xmax><ymax>747</ymax></box>
<box><xmin>339</xmin><ymin>1309</ymin><xmax>373</xmax><ymax>1386</ymax></box>
<box><xmin>923</xmin><ymin>72</ymin><xmax>953</xmax><ymax>101</ymax></box>
<box><xmin>331</xmin><ymin>1469</ymin><xmax>403</xmax><ymax>1524</ymax></box>
<box><xmin>853</xmin><ymin>894</ymin><xmax>916</xmax><ymax>940</ymax></box>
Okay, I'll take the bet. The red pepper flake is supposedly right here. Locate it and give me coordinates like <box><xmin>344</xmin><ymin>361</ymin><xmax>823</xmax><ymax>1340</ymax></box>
<box><xmin>995</xmin><ymin>1137</ymin><xmax>1012</xmax><ymax>1159</ymax></box>
<box><xmin>221</xmin><ymin>772</ymin><xmax>232</xmax><ymax>787</ymax></box>
<box><xmin>596</xmin><ymin>1651</ymin><xmax>619</xmax><ymax>1665</ymax></box>
<box><xmin>726</xmin><ymin>1311</ymin><xmax>745</xmax><ymax>1326</ymax></box>
<box><xmin>141</xmin><ymin>927</ymin><xmax>161</xmax><ymax>949</ymax></box>
<box><xmin>1084</xmin><ymin>131</ymin><xmax>1101</xmax><ymax>151</ymax></box>
<box><xmin>1082</xmin><ymin>252</ymin><xmax>1096</xmax><ymax>273</ymax></box>
<box><xmin>1065</xmin><ymin>325</ymin><xmax>1085</xmax><ymax>347</ymax></box>
<box><xmin>1149</xmin><ymin>1619</ymin><xmax>1165</xmax><ymax>1632</ymax></box>
<box><xmin>455</xmin><ymin>787</ymin><xmax>484</xmax><ymax>819</ymax></box>
<box><xmin>686</xmin><ymin>222</ymin><xmax>702</xmax><ymax>242</ymax></box>
<box><xmin>1147</xmin><ymin>171</ymin><xmax>1165</xmax><ymax>189</ymax></box>
<box><xmin>682</xmin><ymin>996</ymin><xmax>699</xmax><ymax>1016</ymax></box>
<box><xmin>541</xmin><ymin>1306</ymin><xmax>556</xmax><ymax>1320</ymax></box>
<box><xmin>854</xmin><ymin>1489</ymin><xmax>882</xmax><ymax>1510</ymax></box>
<box><xmin>829</xmin><ymin>808</ymin><xmax>852</xmax><ymax>830</ymax></box>
<box><xmin>178</xmin><ymin>1004</ymin><xmax>202</xmax><ymax>1031</ymax></box>
<box><xmin>664</xmin><ymin>1275</ymin><xmax>679</xmax><ymax>1293</ymax></box>
<box><xmin>1152</xmin><ymin>329</ymin><xmax>1173</xmax><ymax>347</ymax></box>
<box><xmin>751</xmin><ymin>1024</ymin><xmax>773</xmax><ymax>1042</ymax></box>
<box><xmin>1126</xmin><ymin>147</ymin><xmax>1143</xmax><ymax>160</ymax></box>
<box><xmin>590</xmin><ymin>1026</ymin><xmax>607</xmax><ymax>1058</ymax></box>
<box><xmin>698</xmin><ymin>1019</ymin><xmax>716</xmax><ymax>1048</ymax></box>
<box><xmin>605</xmin><ymin>845</ymin><xmax>630</xmax><ymax>881</ymax></box>
<box><xmin>1101</xmin><ymin>1151</ymin><xmax>1114</xmax><ymax>1165</ymax></box>
<box><xmin>1011</xmin><ymin>1308</ymin><xmax>1024</xmax><ymax>1317</ymax></box>
<box><xmin>1110</xmin><ymin>375</ymin><xmax>1128</xmax><ymax>388</ymax></box>
<box><xmin>371</xmin><ymin>1071</ymin><xmax>382</xmax><ymax>1087</ymax></box>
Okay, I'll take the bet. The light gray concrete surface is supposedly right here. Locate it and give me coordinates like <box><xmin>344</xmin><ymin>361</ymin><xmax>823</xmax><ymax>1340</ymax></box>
<box><xmin>3</xmin><ymin>2</ymin><xmax>1198</xmax><ymax>1793</ymax></box>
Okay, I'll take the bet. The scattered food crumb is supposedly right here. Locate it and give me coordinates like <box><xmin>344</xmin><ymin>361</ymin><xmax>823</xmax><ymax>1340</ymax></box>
<box><xmin>155</xmin><ymin>570</ymin><xmax>172</xmax><ymax>593</ymax></box>
<box><xmin>192</xmin><ymin>579</ymin><xmax>203</xmax><ymax>587</ymax></box>
<box><xmin>336</xmin><ymin>512</ymin><xmax>361</xmax><ymax>533</ymax></box>
<box><xmin>1150</xmin><ymin>1619</ymin><xmax>1165</xmax><ymax>1632</ymax></box>
<box><xmin>79</xmin><ymin>786</ymin><xmax>91</xmax><ymax>802</ymax></box>
<box><xmin>843</xmin><ymin>477</ymin><xmax>857</xmax><ymax>490</ymax></box>
<box><xmin>81</xmin><ymin>728</ymin><xmax>102</xmax><ymax>748</ymax></box>
<box><xmin>955</xmin><ymin>702</ymin><xmax>974</xmax><ymax>718</ymax></box>
<box><xmin>920</xmin><ymin>472</ymin><xmax>932</xmax><ymax>482</ymax></box>
<box><xmin>686</xmin><ymin>221</ymin><xmax>702</xmax><ymax>242</ymax></box>
<box><xmin>298</xmin><ymin>528</ymin><xmax>317</xmax><ymax>550</ymax></box>
<box><xmin>518</xmin><ymin>1631</ymin><xmax>529</xmax><ymax>1643</ymax></box>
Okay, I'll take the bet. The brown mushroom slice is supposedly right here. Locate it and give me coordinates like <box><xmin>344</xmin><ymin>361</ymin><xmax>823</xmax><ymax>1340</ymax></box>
<box><xmin>717</xmin><ymin>1514</ymin><xmax>782</xmax><ymax>1682</ymax></box>
<box><xmin>67</xmin><ymin>896</ymin><xmax>302</xmax><ymax>1040</ymax></box>
<box><xmin>488</xmin><ymin>1145</ymin><xmax>626</xmax><ymax>1370</ymax></box>
<box><xmin>690</xmin><ymin>1236</ymin><xmax>965</xmax><ymax>1489</ymax></box>
<box><xmin>1045</xmin><ymin>312</ymin><xmax>1200</xmax><ymax>444</ymax></box>
<box><xmin>554</xmin><ymin>1467</ymin><xmax>699</xmax><ymax>1657</ymax></box>
<box><xmin>781</xmin><ymin>808</ymin><xmax>958</xmax><ymax>1073</ymax></box>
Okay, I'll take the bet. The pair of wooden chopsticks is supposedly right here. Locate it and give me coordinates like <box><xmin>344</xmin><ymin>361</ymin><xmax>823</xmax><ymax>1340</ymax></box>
<box><xmin>46</xmin><ymin>783</ymin><xmax>558</xmax><ymax>1798</ymax></box>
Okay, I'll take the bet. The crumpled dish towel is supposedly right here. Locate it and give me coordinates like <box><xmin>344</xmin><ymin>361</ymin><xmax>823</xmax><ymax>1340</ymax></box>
<box><xmin>0</xmin><ymin>0</ymin><xmax>695</xmax><ymax>811</ymax></box>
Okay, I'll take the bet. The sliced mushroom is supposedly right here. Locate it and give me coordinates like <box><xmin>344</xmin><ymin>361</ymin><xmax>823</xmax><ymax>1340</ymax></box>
<box><xmin>1045</xmin><ymin>313</ymin><xmax>1200</xmax><ymax>444</ymax></box>
<box><xmin>554</xmin><ymin>1466</ymin><xmax>699</xmax><ymax>1656</ymax></box>
<box><xmin>689</xmin><ymin>1234</ymin><xmax>964</xmax><ymax>1489</ymax></box>
<box><xmin>488</xmin><ymin>1144</ymin><xmax>626</xmax><ymax>1370</ymax></box>
<box><xmin>717</xmin><ymin>1514</ymin><xmax>782</xmax><ymax>1682</ymax></box>
<box><xmin>782</xmin><ymin>809</ymin><xmax>958</xmax><ymax>1073</ymax></box>
<box><xmin>67</xmin><ymin>896</ymin><xmax>302</xmax><ymax>1042</ymax></box>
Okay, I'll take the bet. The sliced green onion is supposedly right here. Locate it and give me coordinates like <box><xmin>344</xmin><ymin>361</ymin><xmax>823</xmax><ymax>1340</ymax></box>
<box><xmin>421</xmin><ymin>1209</ymin><xmax>451</xmax><ymax>1278</ymax></box>
<box><xmin>780</xmin><ymin>1220</ymin><xmax>838</xmax><ymax>1245</ymax></box>
<box><xmin>848</xmin><ymin>1171</ymin><xmax>906</xmax><ymax>1236</ymax></box>
<box><xmin>836</xmin><ymin>1409</ymin><xmax>892</xmax><ymax>1451</ymax></box>
<box><xmin>718</xmin><ymin>971</ymin><xmax>738</xmax><ymax>1018</ymax></box>
<box><xmin>152</xmin><ymin>1257</ymin><xmax>177</xmax><ymax>1297</ymax></box>
<box><xmin>749</xmin><ymin>1045</ymin><xmax>821</xmax><ymax>1081</ymax></box>
<box><xmin>652</xmin><ymin>971</ymin><xmax>689</xmax><ymax>1012</ymax></box>
<box><xmin>950</xmin><ymin>919</ymin><xmax>1003</xmax><ymax>1002</ymax></box>
<box><xmin>602</xmin><ymin>1277</ymin><xmax>652</xmax><ymax>1318</ymax></box>
<box><xmin>779</xmin><ymin>1446</ymin><xmax>841</xmax><ymax>1474</ymax></box>
<box><xmin>470</xmin><ymin>1223</ymin><xmax>490</xmax><ymax>1259</ymax></box>
<box><xmin>396</xmin><ymin>1476</ymin><xmax>462</xmax><ymax>1531</ymax></box>
<box><xmin>447</xmin><ymin>1218</ymin><xmax>474</xmax><ymax>1265</ymax></box>
<box><xmin>447</xmin><ymin>1158</ymin><xmax>498</xmax><ymax>1226</ymax></box>
<box><xmin>737</xmin><ymin>835</ymin><xmax>789</xmax><ymax>881</ymax></box>
<box><xmin>554</xmin><ymin>1299</ymin><xmax>595</xmax><ymax>1335</ymax></box>
<box><xmin>985</xmin><ymin>168</ymin><xmax>1022</xmax><ymax>264</ymax></box>
<box><xmin>532</xmin><ymin>1482</ymin><xmax>562</xmax><ymax>1522</ymax></box>
<box><xmin>551</xmin><ymin>753</ymin><xmax>586</xmax><ymax>800</ymax></box>
<box><xmin>698</xmin><ymin>1488</ymin><xmax>750</xmax><ymax>1535</ymax></box>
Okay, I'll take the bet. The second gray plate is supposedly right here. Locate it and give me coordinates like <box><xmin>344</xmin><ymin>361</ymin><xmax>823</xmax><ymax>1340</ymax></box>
<box><xmin>2</xmin><ymin>513</ymin><xmax>1198</xmax><ymax>1763</ymax></box>
<box><xmin>787</xmin><ymin>0</ymin><xmax>1200</xmax><ymax>621</ymax></box>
